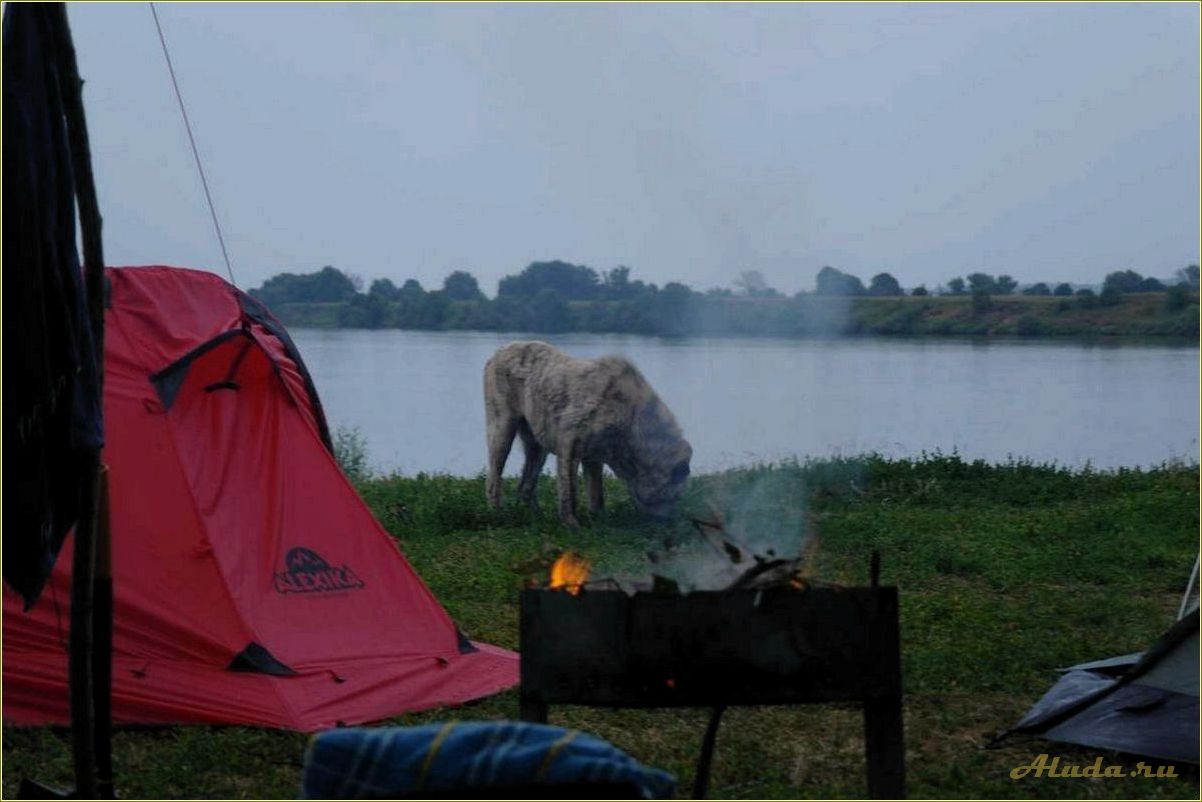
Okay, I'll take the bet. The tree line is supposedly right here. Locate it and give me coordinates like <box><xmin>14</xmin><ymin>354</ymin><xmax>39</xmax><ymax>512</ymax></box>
<box><xmin>249</xmin><ymin>260</ymin><xmax>1200</xmax><ymax>335</ymax></box>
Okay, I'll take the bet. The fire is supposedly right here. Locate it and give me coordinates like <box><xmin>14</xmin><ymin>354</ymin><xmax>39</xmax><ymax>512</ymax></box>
<box><xmin>549</xmin><ymin>551</ymin><xmax>591</xmax><ymax>595</ymax></box>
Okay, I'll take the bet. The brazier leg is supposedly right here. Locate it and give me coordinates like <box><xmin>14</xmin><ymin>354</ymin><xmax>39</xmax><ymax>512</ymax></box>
<box><xmin>864</xmin><ymin>694</ymin><xmax>905</xmax><ymax>799</ymax></box>
<box><xmin>519</xmin><ymin>698</ymin><xmax>548</xmax><ymax>724</ymax></box>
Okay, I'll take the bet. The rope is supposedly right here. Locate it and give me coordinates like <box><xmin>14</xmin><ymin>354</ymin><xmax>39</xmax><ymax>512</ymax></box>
<box><xmin>148</xmin><ymin>2</ymin><xmax>237</xmax><ymax>286</ymax></box>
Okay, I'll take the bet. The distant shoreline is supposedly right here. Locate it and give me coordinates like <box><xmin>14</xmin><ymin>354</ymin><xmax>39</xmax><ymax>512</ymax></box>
<box><xmin>272</xmin><ymin>293</ymin><xmax>1199</xmax><ymax>339</ymax></box>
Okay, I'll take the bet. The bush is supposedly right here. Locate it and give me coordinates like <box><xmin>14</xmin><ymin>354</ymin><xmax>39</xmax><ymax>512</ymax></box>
<box><xmin>815</xmin><ymin>266</ymin><xmax>866</xmax><ymax>296</ymax></box>
<box><xmin>251</xmin><ymin>266</ymin><xmax>359</xmax><ymax>308</ymax></box>
<box><xmin>868</xmin><ymin>272</ymin><xmax>904</xmax><ymax>296</ymax></box>
<box><xmin>1166</xmin><ymin>283</ymin><xmax>1191</xmax><ymax>312</ymax></box>
<box><xmin>1099</xmin><ymin>285</ymin><xmax>1123</xmax><ymax>307</ymax></box>
<box><xmin>970</xmin><ymin>289</ymin><xmax>992</xmax><ymax>314</ymax></box>
<box><xmin>1102</xmin><ymin>269</ymin><xmax>1144</xmax><ymax>294</ymax></box>
<box><xmin>966</xmin><ymin>272</ymin><xmax>996</xmax><ymax>294</ymax></box>
<box><xmin>333</xmin><ymin>425</ymin><xmax>371</xmax><ymax>483</ymax></box>
<box><xmin>498</xmin><ymin>261</ymin><xmax>600</xmax><ymax>300</ymax></box>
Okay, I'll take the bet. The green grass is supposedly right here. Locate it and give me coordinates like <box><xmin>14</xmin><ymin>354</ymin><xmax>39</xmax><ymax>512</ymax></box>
<box><xmin>4</xmin><ymin>456</ymin><xmax>1198</xmax><ymax>798</ymax></box>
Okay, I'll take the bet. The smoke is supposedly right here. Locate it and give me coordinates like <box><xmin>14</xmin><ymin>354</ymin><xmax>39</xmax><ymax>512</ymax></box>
<box><xmin>672</xmin><ymin>287</ymin><xmax>858</xmax><ymax>339</ymax></box>
<box><xmin>648</xmin><ymin>465</ymin><xmax>812</xmax><ymax>591</ymax></box>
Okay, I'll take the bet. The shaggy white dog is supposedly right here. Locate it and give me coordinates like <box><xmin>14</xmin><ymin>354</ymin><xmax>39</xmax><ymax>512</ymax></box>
<box><xmin>484</xmin><ymin>341</ymin><xmax>692</xmax><ymax>527</ymax></box>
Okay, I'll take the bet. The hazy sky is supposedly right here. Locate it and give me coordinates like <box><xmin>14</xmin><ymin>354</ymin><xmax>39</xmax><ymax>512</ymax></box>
<box><xmin>67</xmin><ymin>2</ymin><xmax>1199</xmax><ymax>295</ymax></box>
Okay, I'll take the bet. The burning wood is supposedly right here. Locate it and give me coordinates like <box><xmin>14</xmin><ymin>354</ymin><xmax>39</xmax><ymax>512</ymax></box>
<box><xmin>535</xmin><ymin>506</ymin><xmax>836</xmax><ymax>596</ymax></box>
<box><xmin>548</xmin><ymin>551</ymin><xmax>590</xmax><ymax>595</ymax></box>
<box><xmin>688</xmin><ymin>514</ymin><xmax>839</xmax><ymax>592</ymax></box>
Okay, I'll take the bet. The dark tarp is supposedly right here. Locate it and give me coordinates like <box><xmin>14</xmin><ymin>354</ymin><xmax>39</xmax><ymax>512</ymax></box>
<box><xmin>2</xmin><ymin>4</ymin><xmax>104</xmax><ymax>609</ymax></box>
<box><xmin>1002</xmin><ymin>609</ymin><xmax>1199</xmax><ymax>765</ymax></box>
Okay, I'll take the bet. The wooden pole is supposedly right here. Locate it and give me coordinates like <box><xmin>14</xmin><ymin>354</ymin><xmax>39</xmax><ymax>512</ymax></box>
<box><xmin>94</xmin><ymin>467</ymin><xmax>114</xmax><ymax>798</ymax></box>
<box><xmin>68</xmin><ymin>462</ymin><xmax>100</xmax><ymax>799</ymax></box>
<box><xmin>43</xmin><ymin>3</ymin><xmax>110</xmax><ymax>796</ymax></box>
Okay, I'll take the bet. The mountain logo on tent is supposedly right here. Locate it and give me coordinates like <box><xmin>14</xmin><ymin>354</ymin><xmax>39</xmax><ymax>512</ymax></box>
<box><xmin>273</xmin><ymin>547</ymin><xmax>365</xmax><ymax>594</ymax></box>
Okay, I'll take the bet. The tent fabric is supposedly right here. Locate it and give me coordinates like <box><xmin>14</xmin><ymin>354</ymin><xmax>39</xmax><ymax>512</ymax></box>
<box><xmin>1014</xmin><ymin>676</ymin><xmax>1198</xmax><ymax>764</ymax></box>
<box><xmin>3</xmin><ymin>266</ymin><xmax>517</xmax><ymax>730</ymax></box>
<box><xmin>2</xmin><ymin>3</ymin><xmax>105</xmax><ymax>609</ymax></box>
<box><xmin>1004</xmin><ymin>609</ymin><xmax>1199</xmax><ymax>764</ymax></box>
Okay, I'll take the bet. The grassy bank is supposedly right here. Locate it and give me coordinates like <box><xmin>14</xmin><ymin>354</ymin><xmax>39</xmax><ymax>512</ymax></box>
<box><xmin>851</xmin><ymin>293</ymin><xmax>1199</xmax><ymax>337</ymax></box>
<box><xmin>271</xmin><ymin>292</ymin><xmax>1200</xmax><ymax>338</ymax></box>
<box><xmin>4</xmin><ymin>456</ymin><xmax>1199</xmax><ymax>798</ymax></box>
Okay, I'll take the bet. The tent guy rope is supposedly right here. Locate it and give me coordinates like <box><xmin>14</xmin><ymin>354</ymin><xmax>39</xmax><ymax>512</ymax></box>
<box><xmin>149</xmin><ymin>2</ymin><xmax>237</xmax><ymax>287</ymax></box>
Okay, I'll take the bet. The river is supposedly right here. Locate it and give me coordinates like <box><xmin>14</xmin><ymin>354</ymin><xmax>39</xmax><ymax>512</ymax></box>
<box><xmin>288</xmin><ymin>329</ymin><xmax>1199</xmax><ymax>475</ymax></box>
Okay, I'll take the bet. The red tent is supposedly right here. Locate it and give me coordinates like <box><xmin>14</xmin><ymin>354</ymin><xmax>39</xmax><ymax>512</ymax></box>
<box><xmin>3</xmin><ymin>266</ymin><xmax>517</xmax><ymax>730</ymax></box>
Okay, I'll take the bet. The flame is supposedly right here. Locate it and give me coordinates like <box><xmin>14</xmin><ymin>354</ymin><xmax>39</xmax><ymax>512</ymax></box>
<box><xmin>549</xmin><ymin>551</ymin><xmax>590</xmax><ymax>595</ymax></box>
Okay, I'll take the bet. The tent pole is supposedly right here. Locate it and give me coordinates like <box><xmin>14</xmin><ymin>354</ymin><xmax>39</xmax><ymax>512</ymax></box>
<box><xmin>44</xmin><ymin>3</ymin><xmax>110</xmax><ymax>797</ymax></box>
<box><xmin>1178</xmin><ymin>555</ymin><xmax>1200</xmax><ymax>621</ymax></box>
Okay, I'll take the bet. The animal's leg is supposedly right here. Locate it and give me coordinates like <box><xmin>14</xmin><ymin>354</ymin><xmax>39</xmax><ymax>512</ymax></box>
<box><xmin>583</xmin><ymin>460</ymin><xmax>604</xmax><ymax>515</ymax></box>
<box><xmin>517</xmin><ymin>423</ymin><xmax>548</xmax><ymax>509</ymax></box>
<box><xmin>485</xmin><ymin>416</ymin><xmax>518</xmax><ymax>509</ymax></box>
<box><xmin>556</xmin><ymin>449</ymin><xmax>581</xmax><ymax>529</ymax></box>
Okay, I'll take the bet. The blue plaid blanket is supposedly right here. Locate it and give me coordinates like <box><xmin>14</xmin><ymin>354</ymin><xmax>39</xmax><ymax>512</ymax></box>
<box><xmin>301</xmin><ymin>721</ymin><xmax>677</xmax><ymax>798</ymax></box>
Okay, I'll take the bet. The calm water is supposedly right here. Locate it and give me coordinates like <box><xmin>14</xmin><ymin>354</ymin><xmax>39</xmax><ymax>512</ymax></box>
<box><xmin>289</xmin><ymin>329</ymin><xmax>1200</xmax><ymax>475</ymax></box>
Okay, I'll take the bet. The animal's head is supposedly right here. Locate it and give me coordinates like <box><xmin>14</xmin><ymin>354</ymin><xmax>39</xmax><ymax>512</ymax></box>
<box><xmin>628</xmin><ymin>399</ymin><xmax>693</xmax><ymax>519</ymax></box>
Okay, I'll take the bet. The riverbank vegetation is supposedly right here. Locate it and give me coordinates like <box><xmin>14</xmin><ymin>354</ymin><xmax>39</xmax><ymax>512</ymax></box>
<box><xmin>5</xmin><ymin>455</ymin><xmax>1198</xmax><ymax>798</ymax></box>
<box><xmin>251</xmin><ymin>261</ymin><xmax>1200</xmax><ymax>338</ymax></box>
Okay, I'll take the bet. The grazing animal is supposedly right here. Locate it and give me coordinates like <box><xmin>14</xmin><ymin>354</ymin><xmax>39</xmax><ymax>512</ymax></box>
<box><xmin>484</xmin><ymin>341</ymin><xmax>692</xmax><ymax>527</ymax></box>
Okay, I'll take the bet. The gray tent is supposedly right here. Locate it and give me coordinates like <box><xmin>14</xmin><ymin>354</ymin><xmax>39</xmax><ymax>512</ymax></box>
<box><xmin>1001</xmin><ymin>566</ymin><xmax>1199</xmax><ymax>764</ymax></box>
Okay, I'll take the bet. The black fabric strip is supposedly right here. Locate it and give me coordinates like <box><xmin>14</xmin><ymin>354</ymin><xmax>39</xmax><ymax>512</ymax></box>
<box><xmin>235</xmin><ymin>291</ymin><xmax>334</xmax><ymax>453</ymax></box>
<box><xmin>456</xmin><ymin>627</ymin><xmax>479</xmax><ymax>655</ymax></box>
<box><xmin>149</xmin><ymin>328</ymin><xmax>248</xmax><ymax>410</ymax></box>
<box><xmin>226</xmin><ymin>642</ymin><xmax>296</xmax><ymax>676</ymax></box>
